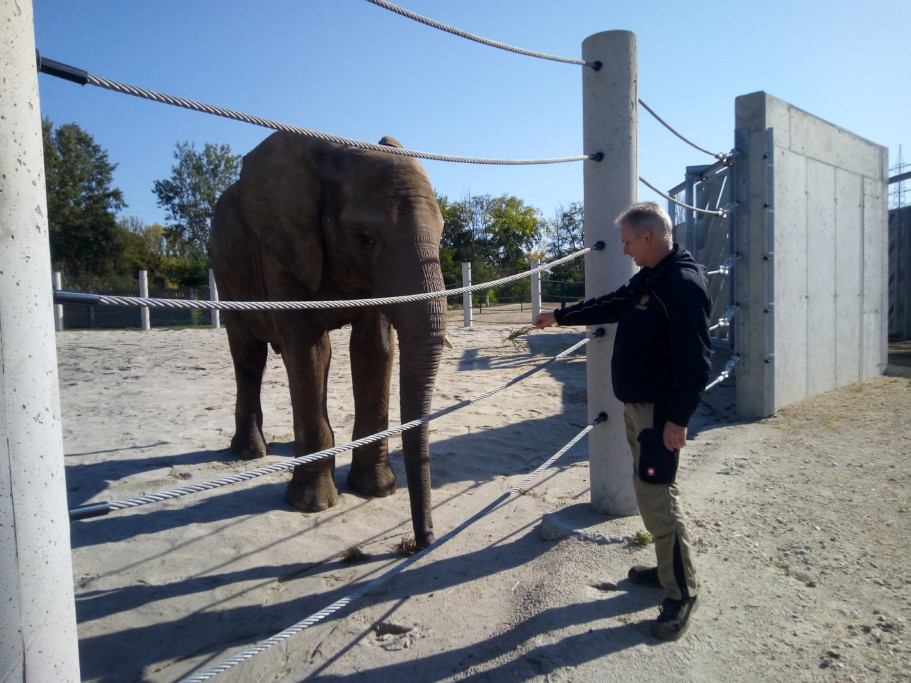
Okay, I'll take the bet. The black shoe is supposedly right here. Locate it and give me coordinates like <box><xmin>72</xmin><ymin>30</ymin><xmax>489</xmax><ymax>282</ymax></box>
<box><xmin>628</xmin><ymin>565</ymin><xmax>662</xmax><ymax>588</ymax></box>
<box><xmin>651</xmin><ymin>595</ymin><xmax>699</xmax><ymax>641</ymax></box>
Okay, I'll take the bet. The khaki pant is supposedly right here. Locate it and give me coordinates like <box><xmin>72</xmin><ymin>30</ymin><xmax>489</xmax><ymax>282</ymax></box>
<box><xmin>624</xmin><ymin>402</ymin><xmax>698</xmax><ymax>601</ymax></box>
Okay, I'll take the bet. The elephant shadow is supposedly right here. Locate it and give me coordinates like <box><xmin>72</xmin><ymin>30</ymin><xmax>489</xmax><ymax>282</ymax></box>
<box><xmin>67</xmin><ymin>330</ymin><xmax>589</xmax><ymax>550</ymax></box>
<box><xmin>76</xmin><ymin>526</ymin><xmax>662</xmax><ymax>682</ymax></box>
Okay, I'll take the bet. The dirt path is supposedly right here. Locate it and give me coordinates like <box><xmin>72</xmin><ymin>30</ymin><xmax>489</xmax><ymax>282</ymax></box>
<box><xmin>58</xmin><ymin>328</ymin><xmax>910</xmax><ymax>681</ymax></box>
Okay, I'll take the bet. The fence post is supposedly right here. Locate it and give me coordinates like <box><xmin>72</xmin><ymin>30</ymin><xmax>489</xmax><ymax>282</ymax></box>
<box><xmin>582</xmin><ymin>30</ymin><xmax>639</xmax><ymax>516</ymax></box>
<box><xmin>139</xmin><ymin>270</ymin><xmax>150</xmax><ymax>331</ymax></box>
<box><xmin>530</xmin><ymin>257</ymin><xmax>542</xmax><ymax>325</ymax></box>
<box><xmin>209</xmin><ymin>268</ymin><xmax>220</xmax><ymax>329</ymax></box>
<box><xmin>53</xmin><ymin>271</ymin><xmax>64</xmax><ymax>332</ymax></box>
<box><xmin>461</xmin><ymin>262</ymin><xmax>473</xmax><ymax>328</ymax></box>
<box><xmin>0</xmin><ymin>2</ymin><xmax>81</xmax><ymax>679</ymax></box>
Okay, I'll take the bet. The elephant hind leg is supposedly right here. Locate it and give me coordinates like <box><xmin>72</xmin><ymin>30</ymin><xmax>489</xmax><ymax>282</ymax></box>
<box><xmin>226</xmin><ymin>314</ymin><xmax>269</xmax><ymax>460</ymax></box>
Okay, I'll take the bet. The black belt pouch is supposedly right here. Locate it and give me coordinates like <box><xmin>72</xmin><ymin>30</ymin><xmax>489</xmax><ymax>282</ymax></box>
<box><xmin>637</xmin><ymin>428</ymin><xmax>679</xmax><ymax>485</ymax></box>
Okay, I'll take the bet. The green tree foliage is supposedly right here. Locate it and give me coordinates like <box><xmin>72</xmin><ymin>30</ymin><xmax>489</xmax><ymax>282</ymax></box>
<box><xmin>486</xmin><ymin>195</ymin><xmax>543</xmax><ymax>271</ymax></box>
<box><xmin>152</xmin><ymin>141</ymin><xmax>241</xmax><ymax>260</ymax></box>
<box><xmin>437</xmin><ymin>192</ymin><xmax>546</xmax><ymax>304</ymax></box>
<box><xmin>545</xmin><ymin>201</ymin><xmax>585</xmax><ymax>282</ymax></box>
<box><xmin>113</xmin><ymin>217</ymin><xmax>168</xmax><ymax>286</ymax></box>
<box><xmin>42</xmin><ymin>118</ymin><xmax>125</xmax><ymax>283</ymax></box>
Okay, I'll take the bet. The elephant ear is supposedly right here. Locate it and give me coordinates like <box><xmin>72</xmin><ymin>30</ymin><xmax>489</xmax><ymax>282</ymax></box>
<box><xmin>378</xmin><ymin>136</ymin><xmax>403</xmax><ymax>148</ymax></box>
<box><xmin>239</xmin><ymin>134</ymin><xmax>325</xmax><ymax>293</ymax></box>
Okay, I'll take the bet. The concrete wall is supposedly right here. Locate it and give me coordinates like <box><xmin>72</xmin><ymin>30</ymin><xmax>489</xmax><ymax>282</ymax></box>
<box><xmin>734</xmin><ymin>92</ymin><xmax>888</xmax><ymax>418</ymax></box>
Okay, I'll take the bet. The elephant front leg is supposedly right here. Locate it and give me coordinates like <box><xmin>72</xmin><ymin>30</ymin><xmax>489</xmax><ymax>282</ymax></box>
<box><xmin>284</xmin><ymin>332</ymin><xmax>339</xmax><ymax>512</ymax></box>
<box><xmin>347</xmin><ymin>314</ymin><xmax>396</xmax><ymax>498</ymax></box>
<box><xmin>226</xmin><ymin>316</ymin><xmax>268</xmax><ymax>460</ymax></box>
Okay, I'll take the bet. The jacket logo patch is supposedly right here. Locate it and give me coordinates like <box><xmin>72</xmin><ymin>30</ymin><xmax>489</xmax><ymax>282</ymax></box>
<box><xmin>635</xmin><ymin>294</ymin><xmax>650</xmax><ymax>311</ymax></box>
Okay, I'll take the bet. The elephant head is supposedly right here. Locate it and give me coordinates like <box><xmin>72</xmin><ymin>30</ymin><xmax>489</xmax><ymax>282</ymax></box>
<box><xmin>212</xmin><ymin>132</ymin><xmax>446</xmax><ymax>548</ymax></box>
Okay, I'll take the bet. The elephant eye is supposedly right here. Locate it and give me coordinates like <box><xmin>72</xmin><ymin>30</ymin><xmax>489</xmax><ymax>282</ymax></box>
<box><xmin>355</xmin><ymin>233</ymin><xmax>377</xmax><ymax>250</ymax></box>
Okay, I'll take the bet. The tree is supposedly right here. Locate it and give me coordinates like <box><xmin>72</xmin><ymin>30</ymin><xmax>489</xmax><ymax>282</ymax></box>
<box><xmin>486</xmin><ymin>195</ymin><xmax>544</xmax><ymax>271</ymax></box>
<box><xmin>437</xmin><ymin>193</ymin><xmax>544</xmax><ymax>271</ymax></box>
<box><xmin>436</xmin><ymin>192</ymin><xmax>546</xmax><ymax>304</ymax></box>
<box><xmin>545</xmin><ymin>201</ymin><xmax>585</xmax><ymax>280</ymax></box>
<box><xmin>543</xmin><ymin>201</ymin><xmax>585</xmax><ymax>303</ymax></box>
<box><xmin>113</xmin><ymin>217</ymin><xmax>167</xmax><ymax>285</ymax></box>
<box><xmin>152</xmin><ymin>141</ymin><xmax>241</xmax><ymax>259</ymax></box>
<box><xmin>42</xmin><ymin>118</ymin><xmax>126</xmax><ymax>282</ymax></box>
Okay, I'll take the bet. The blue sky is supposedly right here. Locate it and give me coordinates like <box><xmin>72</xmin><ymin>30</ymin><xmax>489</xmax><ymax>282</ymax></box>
<box><xmin>33</xmin><ymin>0</ymin><xmax>909</xmax><ymax>228</ymax></box>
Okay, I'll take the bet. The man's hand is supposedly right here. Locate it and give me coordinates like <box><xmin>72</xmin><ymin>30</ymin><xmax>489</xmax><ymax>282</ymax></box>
<box><xmin>535</xmin><ymin>310</ymin><xmax>557</xmax><ymax>330</ymax></box>
<box><xmin>663</xmin><ymin>421</ymin><xmax>687</xmax><ymax>451</ymax></box>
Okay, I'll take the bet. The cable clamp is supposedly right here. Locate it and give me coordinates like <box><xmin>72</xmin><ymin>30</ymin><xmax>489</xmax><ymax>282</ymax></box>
<box><xmin>36</xmin><ymin>52</ymin><xmax>89</xmax><ymax>86</ymax></box>
<box><xmin>54</xmin><ymin>291</ymin><xmax>102</xmax><ymax>305</ymax></box>
<box><xmin>69</xmin><ymin>502</ymin><xmax>112</xmax><ymax>521</ymax></box>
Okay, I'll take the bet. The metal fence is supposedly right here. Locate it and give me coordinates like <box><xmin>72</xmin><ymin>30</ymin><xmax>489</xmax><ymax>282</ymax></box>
<box><xmin>889</xmin><ymin>205</ymin><xmax>911</xmax><ymax>339</ymax></box>
<box><xmin>667</xmin><ymin>160</ymin><xmax>734</xmax><ymax>347</ymax></box>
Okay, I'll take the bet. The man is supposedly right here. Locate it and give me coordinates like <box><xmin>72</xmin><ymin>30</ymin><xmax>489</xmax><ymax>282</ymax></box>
<box><xmin>535</xmin><ymin>201</ymin><xmax>711</xmax><ymax>641</ymax></box>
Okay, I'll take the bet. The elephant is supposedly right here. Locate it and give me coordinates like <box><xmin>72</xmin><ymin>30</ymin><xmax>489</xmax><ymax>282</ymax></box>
<box><xmin>210</xmin><ymin>132</ymin><xmax>447</xmax><ymax>548</ymax></box>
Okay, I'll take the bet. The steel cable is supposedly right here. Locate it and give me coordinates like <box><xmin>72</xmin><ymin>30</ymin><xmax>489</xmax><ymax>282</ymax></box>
<box><xmin>639</xmin><ymin>176</ymin><xmax>730</xmax><ymax>218</ymax></box>
<box><xmin>708</xmin><ymin>305</ymin><xmax>739</xmax><ymax>333</ymax></box>
<box><xmin>705</xmin><ymin>354</ymin><xmax>740</xmax><ymax>391</ymax></box>
<box><xmin>55</xmin><ymin>246</ymin><xmax>596</xmax><ymax>312</ymax></box>
<box><xmin>363</xmin><ymin>0</ymin><xmax>592</xmax><ymax>67</ymax></box>
<box><xmin>71</xmin><ymin>71</ymin><xmax>590</xmax><ymax>165</ymax></box>
<box><xmin>706</xmin><ymin>256</ymin><xmax>735</xmax><ymax>276</ymax></box>
<box><xmin>179</xmin><ymin>412</ymin><xmax>605</xmax><ymax>682</ymax></box>
<box><xmin>638</xmin><ymin>99</ymin><xmax>732</xmax><ymax>162</ymax></box>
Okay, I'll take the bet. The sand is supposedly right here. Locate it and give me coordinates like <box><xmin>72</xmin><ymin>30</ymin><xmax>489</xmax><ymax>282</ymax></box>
<box><xmin>58</xmin><ymin>320</ymin><xmax>910</xmax><ymax>682</ymax></box>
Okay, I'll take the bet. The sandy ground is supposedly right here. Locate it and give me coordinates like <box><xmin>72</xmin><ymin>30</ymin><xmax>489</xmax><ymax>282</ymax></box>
<box><xmin>58</xmin><ymin>317</ymin><xmax>911</xmax><ymax>682</ymax></box>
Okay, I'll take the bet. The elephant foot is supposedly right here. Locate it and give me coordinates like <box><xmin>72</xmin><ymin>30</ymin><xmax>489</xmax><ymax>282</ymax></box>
<box><xmin>414</xmin><ymin>527</ymin><xmax>435</xmax><ymax>549</ymax></box>
<box><xmin>231</xmin><ymin>429</ymin><xmax>267</xmax><ymax>460</ymax></box>
<box><xmin>286</xmin><ymin>476</ymin><xmax>339</xmax><ymax>512</ymax></box>
<box><xmin>347</xmin><ymin>462</ymin><xmax>397</xmax><ymax>498</ymax></box>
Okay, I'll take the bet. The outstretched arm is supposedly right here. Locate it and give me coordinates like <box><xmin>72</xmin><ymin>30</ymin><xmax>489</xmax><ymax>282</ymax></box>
<box><xmin>535</xmin><ymin>310</ymin><xmax>557</xmax><ymax>329</ymax></box>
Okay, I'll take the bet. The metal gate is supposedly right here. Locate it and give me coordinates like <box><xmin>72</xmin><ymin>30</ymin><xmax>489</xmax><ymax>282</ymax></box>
<box><xmin>667</xmin><ymin>160</ymin><xmax>735</xmax><ymax>348</ymax></box>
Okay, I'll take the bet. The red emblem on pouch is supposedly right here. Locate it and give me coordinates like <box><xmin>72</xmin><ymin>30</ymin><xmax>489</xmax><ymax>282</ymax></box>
<box><xmin>647</xmin><ymin>467</ymin><xmax>656</xmax><ymax>477</ymax></box>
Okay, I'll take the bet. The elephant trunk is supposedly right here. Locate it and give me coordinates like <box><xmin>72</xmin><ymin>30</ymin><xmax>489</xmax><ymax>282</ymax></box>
<box><xmin>388</xmin><ymin>246</ymin><xmax>446</xmax><ymax>548</ymax></box>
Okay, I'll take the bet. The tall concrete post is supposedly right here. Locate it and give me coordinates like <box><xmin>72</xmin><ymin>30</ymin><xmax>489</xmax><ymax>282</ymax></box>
<box><xmin>0</xmin><ymin>1</ymin><xmax>81</xmax><ymax>680</ymax></box>
<box><xmin>209</xmin><ymin>268</ymin><xmax>220</xmax><ymax>329</ymax></box>
<box><xmin>139</xmin><ymin>269</ymin><xmax>151</xmax><ymax>330</ymax></box>
<box><xmin>582</xmin><ymin>31</ymin><xmax>638</xmax><ymax>515</ymax></box>
<box><xmin>53</xmin><ymin>271</ymin><xmax>65</xmax><ymax>332</ymax></box>
<box><xmin>530</xmin><ymin>257</ymin><xmax>542</xmax><ymax>324</ymax></box>
<box><xmin>461</xmin><ymin>262</ymin><xmax>473</xmax><ymax>328</ymax></box>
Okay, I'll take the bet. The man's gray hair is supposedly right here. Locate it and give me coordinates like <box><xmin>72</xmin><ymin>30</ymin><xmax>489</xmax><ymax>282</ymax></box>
<box><xmin>616</xmin><ymin>202</ymin><xmax>673</xmax><ymax>241</ymax></box>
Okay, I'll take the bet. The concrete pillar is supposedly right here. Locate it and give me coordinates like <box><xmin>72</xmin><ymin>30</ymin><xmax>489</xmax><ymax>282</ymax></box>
<box><xmin>582</xmin><ymin>31</ymin><xmax>639</xmax><ymax>516</ymax></box>
<box><xmin>461</xmin><ymin>262</ymin><xmax>473</xmax><ymax>328</ymax></box>
<box><xmin>53</xmin><ymin>271</ymin><xmax>65</xmax><ymax>332</ymax></box>
<box><xmin>209</xmin><ymin>268</ymin><xmax>220</xmax><ymax>329</ymax></box>
<box><xmin>530</xmin><ymin>257</ymin><xmax>542</xmax><ymax>325</ymax></box>
<box><xmin>0</xmin><ymin>1</ymin><xmax>81</xmax><ymax>679</ymax></box>
<box><xmin>139</xmin><ymin>270</ymin><xmax>150</xmax><ymax>330</ymax></box>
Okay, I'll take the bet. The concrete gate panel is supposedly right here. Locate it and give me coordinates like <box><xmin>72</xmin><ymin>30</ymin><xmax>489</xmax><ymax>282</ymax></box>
<box><xmin>734</xmin><ymin>91</ymin><xmax>888</xmax><ymax>417</ymax></box>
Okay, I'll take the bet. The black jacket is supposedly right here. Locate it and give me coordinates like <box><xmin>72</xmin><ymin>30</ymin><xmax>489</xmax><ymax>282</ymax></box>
<box><xmin>554</xmin><ymin>246</ymin><xmax>711</xmax><ymax>427</ymax></box>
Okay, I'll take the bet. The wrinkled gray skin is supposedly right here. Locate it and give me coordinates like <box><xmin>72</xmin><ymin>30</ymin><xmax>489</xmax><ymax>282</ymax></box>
<box><xmin>211</xmin><ymin>132</ymin><xmax>446</xmax><ymax>548</ymax></box>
